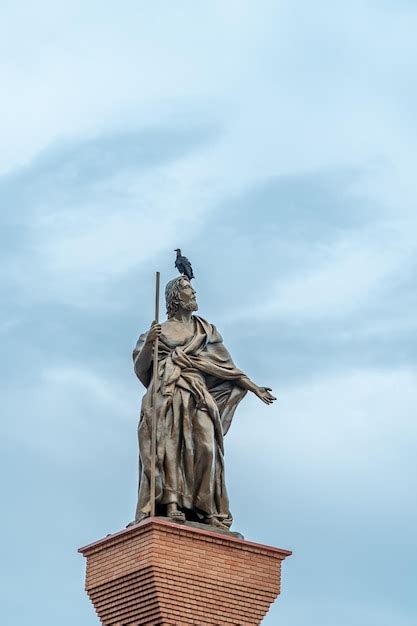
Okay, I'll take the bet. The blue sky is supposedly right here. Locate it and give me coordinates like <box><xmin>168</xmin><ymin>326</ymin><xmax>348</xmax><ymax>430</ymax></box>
<box><xmin>2</xmin><ymin>2</ymin><xmax>417</xmax><ymax>625</ymax></box>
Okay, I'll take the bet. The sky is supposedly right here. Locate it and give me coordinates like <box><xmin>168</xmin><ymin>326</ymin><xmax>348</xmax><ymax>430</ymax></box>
<box><xmin>1</xmin><ymin>1</ymin><xmax>417</xmax><ymax>625</ymax></box>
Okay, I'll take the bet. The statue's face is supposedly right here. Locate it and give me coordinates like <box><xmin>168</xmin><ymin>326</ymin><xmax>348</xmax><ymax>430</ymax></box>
<box><xmin>178</xmin><ymin>278</ymin><xmax>198</xmax><ymax>312</ymax></box>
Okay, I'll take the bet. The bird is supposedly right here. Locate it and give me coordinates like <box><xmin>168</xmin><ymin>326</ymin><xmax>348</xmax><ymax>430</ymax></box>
<box><xmin>174</xmin><ymin>249</ymin><xmax>194</xmax><ymax>280</ymax></box>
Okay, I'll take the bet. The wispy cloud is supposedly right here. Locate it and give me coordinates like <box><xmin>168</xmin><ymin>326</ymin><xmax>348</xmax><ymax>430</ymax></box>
<box><xmin>1</xmin><ymin>125</ymin><xmax>224</xmax><ymax>306</ymax></box>
<box><xmin>3</xmin><ymin>363</ymin><xmax>135</xmax><ymax>464</ymax></box>
<box><xmin>249</xmin><ymin>225</ymin><xmax>417</xmax><ymax>321</ymax></box>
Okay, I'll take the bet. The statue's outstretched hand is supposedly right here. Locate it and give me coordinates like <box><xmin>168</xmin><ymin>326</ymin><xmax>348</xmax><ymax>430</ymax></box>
<box><xmin>255</xmin><ymin>386</ymin><xmax>277</xmax><ymax>405</ymax></box>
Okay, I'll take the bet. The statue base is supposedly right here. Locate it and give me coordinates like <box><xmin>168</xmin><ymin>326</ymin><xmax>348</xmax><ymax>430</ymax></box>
<box><xmin>78</xmin><ymin>517</ymin><xmax>292</xmax><ymax>625</ymax></box>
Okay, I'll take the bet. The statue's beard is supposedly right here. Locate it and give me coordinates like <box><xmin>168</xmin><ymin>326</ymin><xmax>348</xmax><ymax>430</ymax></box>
<box><xmin>182</xmin><ymin>299</ymin><xmax>198</xmax><ymax>312</ymax></box>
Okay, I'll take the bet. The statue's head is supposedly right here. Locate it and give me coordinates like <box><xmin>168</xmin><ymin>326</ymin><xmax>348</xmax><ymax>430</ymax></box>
<box><xmin>165</xmin><ymin>276</ymin><xmax>198</xmax><ymax>318</ymax></box>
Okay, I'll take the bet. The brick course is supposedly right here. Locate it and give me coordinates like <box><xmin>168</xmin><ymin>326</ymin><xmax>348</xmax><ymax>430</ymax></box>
<box><xmin>79</xmin><ymin>518</ymin><xmax>291</xmax><ymax>625</ymax></box>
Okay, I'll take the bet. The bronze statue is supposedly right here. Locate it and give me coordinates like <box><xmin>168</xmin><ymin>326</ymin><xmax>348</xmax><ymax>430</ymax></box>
<box><xmin>131</xmin><ymin>275</ymin><xmax>276</xmax><ymax>530</ymax></box>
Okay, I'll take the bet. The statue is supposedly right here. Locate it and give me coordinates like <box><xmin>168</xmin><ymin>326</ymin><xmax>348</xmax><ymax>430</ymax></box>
<box><xmin>131</xmin><ymin>275</ymin><xmax>276</xmax><ymax>531</ymax></box>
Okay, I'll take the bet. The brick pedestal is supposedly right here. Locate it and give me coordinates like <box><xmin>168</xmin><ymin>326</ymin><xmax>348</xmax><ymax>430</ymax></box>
<box><xmin>79</xmin><ymin>517</ymin><xmax>291</xmax><ymax>625</ymax></box>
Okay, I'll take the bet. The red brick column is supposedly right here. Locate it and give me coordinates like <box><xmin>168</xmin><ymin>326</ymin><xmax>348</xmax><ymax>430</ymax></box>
<box><xmin>79</xmin><ymin>518</ymin><xmax>291</xmax><ymax>625</ymax></box>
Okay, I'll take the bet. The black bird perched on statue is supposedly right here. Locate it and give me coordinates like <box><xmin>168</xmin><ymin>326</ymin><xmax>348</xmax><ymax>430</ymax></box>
<box><xmin>174</xmin><ymin>248</ymin><xmax>194</xmax><ymax>280</ymax></box>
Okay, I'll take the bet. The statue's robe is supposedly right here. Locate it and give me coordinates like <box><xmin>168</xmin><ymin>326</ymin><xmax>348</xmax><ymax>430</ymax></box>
<box><xmin>133</xmin><ymin>315</ymin><xmax>248</xmax><ymax>525</ymax></box>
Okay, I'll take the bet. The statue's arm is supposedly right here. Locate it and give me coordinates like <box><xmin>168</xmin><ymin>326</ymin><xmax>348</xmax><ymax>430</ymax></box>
<box><xmin>133</xmin><ymin>322</ymin><xmax>161</xmax><ymax>388</ymax></box>
<box><xmin>209</xmin><ymin>329</ymin><xmax>277</xmax><ymax>406</ymax></box>
<box><xmin>236</xmin><ymin>375</ymin><xmax>276</xmax><ymax>405</ymax></box>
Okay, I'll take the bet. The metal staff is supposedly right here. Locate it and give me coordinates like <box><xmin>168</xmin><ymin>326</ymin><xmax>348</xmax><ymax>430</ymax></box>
<box><xmin>150</xmin><ymin>271</ymin><xmax>160</xmax><ymax>518</ymax></box>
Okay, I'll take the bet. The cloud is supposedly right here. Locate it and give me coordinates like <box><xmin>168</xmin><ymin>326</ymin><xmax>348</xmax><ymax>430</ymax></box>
<box><xmin>229</xmin><ymin>367</ymin><xmax>417</xmax><ymax>499</ymax></box>
<box><xmin>227</xmin><ymin>366</ymin><xmax>417</xmax><ymax>625</ymax></box>
<box><xmin>2</xmin><ymin>363</ymin><xmax>134</xmax><ymax>464</ymax></box>
<box><xmin>254</xmin><ymin>226</ymin><xmax>417</xmax><ymax>320</ymax></box>
<box><xmin>0</xmin><ymin>124</ymin><xmax>223</xmax><ymax>307</ymax></box>
<box><xmin>0</xmin><ymin>125</ymin><xmax>216</xmax><ymax>223</ymax></box>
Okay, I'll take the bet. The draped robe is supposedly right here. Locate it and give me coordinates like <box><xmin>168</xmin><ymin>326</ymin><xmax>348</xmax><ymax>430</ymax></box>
<box><xmin>133</xmin><ymin>315</ymin><xmax>248</xmax><ymax>524</ymax></box>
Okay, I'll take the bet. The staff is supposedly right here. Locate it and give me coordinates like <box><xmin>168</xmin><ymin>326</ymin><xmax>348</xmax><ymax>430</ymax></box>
<box><xmin>150</xmin><ymin>271</ymin><xmax>160</xmax><ymax>518</ymax></box>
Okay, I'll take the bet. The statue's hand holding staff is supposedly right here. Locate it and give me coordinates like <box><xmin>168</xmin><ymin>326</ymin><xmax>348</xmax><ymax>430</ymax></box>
<box><xmin>146</xmin><ymin>321</ymin><xmax>162</xmax><ymax>344</ymax></box>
